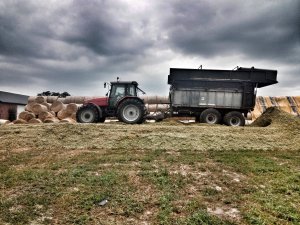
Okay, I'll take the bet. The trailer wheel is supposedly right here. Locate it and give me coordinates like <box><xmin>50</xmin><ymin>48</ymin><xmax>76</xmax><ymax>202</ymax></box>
<box><xmin>200</xmin><ymin>109</ymin><xmax>221</xmax><ymax>124</ymax></box>
<box><xmin>118</xmin><ymin>99</ymin><xmax>145</xmax><ymax>124</ymax></box>
<box><xmin>224</xmin><ymin>111</ymin><xmax>245</xmax><ymax>126</ymax></box>
<box><xmin>76</xmin><ymin>105</ymin><xmax>99</xmax><ymax>123</ymax></box>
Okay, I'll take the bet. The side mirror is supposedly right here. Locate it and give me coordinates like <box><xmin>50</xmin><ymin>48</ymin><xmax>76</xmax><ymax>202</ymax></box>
<box><xmin>104</xmin><ymin>82</ymin><xmax>106</xmax><ymax>88</ymax></box>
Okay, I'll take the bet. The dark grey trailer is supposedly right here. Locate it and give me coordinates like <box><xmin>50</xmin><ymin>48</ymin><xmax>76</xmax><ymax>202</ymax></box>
<box><xmin>168</xmin><ymin>67</ymin><xmax>277</xmax><ymax>126</ymax></box>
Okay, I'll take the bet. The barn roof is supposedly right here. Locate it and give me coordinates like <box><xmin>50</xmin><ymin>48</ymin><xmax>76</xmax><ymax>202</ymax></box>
<box><xmin>0</xmin><ymin>91</ymin><xmax>28</xmax><ymax>105</ymax></box>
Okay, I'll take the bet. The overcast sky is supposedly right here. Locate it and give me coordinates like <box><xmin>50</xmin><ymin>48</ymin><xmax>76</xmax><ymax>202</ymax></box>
<box><xmin>0</xmin><ymin>0</ymin><xmax>299</xmax><ymax>97</ymax></box>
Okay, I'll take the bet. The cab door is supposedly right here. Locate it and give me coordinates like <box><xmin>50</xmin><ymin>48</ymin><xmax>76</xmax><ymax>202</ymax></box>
<box><xmin>108</xmin><ymin>85</ymin><xmax>126</xmax><ymax>107</ymax></box>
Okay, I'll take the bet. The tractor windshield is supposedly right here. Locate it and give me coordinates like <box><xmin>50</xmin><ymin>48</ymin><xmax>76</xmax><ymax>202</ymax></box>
<box><xmin>111</xmin><ymin>85</ymin><xmax>125</xmax><ymax>98</ymax></box>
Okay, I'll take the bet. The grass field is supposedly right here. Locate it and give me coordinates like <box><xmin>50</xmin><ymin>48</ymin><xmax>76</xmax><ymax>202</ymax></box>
<box><xmin>1</xmin><ymin>110</ymin><xmax>300</xmax><ymax>225</ymax></box>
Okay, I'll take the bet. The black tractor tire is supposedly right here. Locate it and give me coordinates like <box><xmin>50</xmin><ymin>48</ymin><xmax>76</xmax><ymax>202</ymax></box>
<box><xmin>76</xmin><ymin>105</ymin><xmax>99</xmax><ymax>123</ymax></box>
<box><xmin>117</xmin><ymin>99</ymin><xmax>145</xmax><ymax>124</ymax></box>
<box><xmin>223</xmin><ymin>111</ymin><xmax>245</xmax><ymax>126</ymax></box>
<box><xmin>200</xmin><ymin>108</ymin><xmax>222</xmax><ymax>124</ymax></box>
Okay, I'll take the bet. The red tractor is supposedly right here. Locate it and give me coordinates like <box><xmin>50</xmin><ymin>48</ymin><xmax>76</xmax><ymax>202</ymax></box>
<box><xmin>76</xmin><ymin>81</ymin><xmax>146</xmax><ymax>124</ymax></box>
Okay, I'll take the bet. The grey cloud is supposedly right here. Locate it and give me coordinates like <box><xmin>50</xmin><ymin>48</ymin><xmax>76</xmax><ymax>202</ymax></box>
<box><xmin>60</xmin><ymin>0</ymin><xmax>154</xmax><ymax>57</ymax></box>
<box><xmin>161</xmin><ymin>0</ymin><xmax>300</xmax><ymax>63</ymax></box>
<box><xmin>0</xmin><ymin>2</ymin><xmax>48</xmax><ymax>58</ymax></box>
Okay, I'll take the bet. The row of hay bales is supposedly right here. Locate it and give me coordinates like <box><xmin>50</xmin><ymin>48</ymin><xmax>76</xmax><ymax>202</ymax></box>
<box><xmin>4</xmin><ymin>95</ymin><xmax>171</xmax><ymax>125</ymax></box>
<box><xmin>11</xmin><ymin>96</ymin><xmax>81</xmax><ymax>125</ymax></box>
<box><xmin>30</xmin><ymin>95</ymin><xmax>171</xmax><ymax>113</ymax></box>
<box><xmin>27</xmin><ymin>95</ymin><xmax>170</xmax><ymax>112</ymax></box>
<box><xmin>27</xmin><ymin>96</ymin><xmax>99</xmax><ymax>104</ymax></box>
<box><xmin>142</xmin><ymin>96</ymin><xmax>170</xmax><ymax>113</ymax></box>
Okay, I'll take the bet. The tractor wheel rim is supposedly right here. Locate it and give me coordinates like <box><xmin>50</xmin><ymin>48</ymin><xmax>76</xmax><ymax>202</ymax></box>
<box><xmin>123</xmin><ymin>105</ymin><xmax>140</xmax><ymax>122</ymax></box>
<box><xmin>81</xmin><ymin>110</ymin><xmax>94</xmax><ymax>123</ymax></box>
<box><xmin>230</xmin><ymin>116</ymin><xmax>240</xmax><ymax>126</ymax></box>
<box><xmin>206</xmin><ymin>113</ymin><xmax>217</xmax><ymax>124</ymax></box>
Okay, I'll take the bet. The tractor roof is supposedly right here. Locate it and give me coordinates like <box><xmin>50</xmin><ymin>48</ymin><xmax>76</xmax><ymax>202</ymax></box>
<box><xmin>110</xmin><ymin>81</ymin><xmax>139</xmax><ymax>86</ymax></box>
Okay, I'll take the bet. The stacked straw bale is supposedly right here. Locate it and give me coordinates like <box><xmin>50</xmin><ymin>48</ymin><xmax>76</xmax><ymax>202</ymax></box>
<box><xmin>12</xmin><ymin>96</ymin><xmax>81</xmax><ymax>124</ymax></box>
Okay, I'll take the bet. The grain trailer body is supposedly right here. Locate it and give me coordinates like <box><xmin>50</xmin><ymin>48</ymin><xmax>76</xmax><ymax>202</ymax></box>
<box><xmin>168</xmin><ymin>67</ymin><xmax>277</xmax><ymax>126</ymax></box>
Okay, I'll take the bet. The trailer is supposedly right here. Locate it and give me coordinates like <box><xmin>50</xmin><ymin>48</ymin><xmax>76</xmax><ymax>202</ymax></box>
<box><xmin>168</xmin><ymin>67</ymin><xmax>277</xmax><ymax>126</ymax></box>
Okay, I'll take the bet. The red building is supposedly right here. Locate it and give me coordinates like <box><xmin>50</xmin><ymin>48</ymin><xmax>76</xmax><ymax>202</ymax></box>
<box><xmin>0</xmin><ymin>91</ymin><xmax>29</xmax><ymax>121</ymax></box>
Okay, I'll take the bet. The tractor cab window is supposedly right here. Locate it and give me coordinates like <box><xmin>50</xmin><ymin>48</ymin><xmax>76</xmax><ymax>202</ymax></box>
<box><xmin>127</xmin><ymin>85</ymin><xmax>136</xmax><ymax>96</ymax></box>
<box><xmin>111</xmin><ymin>85</ymin><xmax>125</xmax><ymax>98</ymax></box>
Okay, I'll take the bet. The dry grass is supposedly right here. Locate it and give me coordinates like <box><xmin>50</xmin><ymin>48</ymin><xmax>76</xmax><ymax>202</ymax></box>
<box><xmin>0</xmin><ymin>109</ymin><xmax>299</xmax><ymax>224</ymax></box>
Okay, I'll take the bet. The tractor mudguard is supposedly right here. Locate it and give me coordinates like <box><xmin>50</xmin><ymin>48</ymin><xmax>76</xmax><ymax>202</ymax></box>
<box><xmin>117</xmin><ymin>96</ymin><xmax>144</xmax><ymax>108</ymax></box>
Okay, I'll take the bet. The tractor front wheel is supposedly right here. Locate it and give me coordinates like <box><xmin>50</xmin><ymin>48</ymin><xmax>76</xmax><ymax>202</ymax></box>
<box><xmin>76</xmin><ymin>105</ymin><xmax>99</xmax><ymax>123</ymax></box>
<box><xmin>118</xmin><ymin>99</ymin><xmax>145</xmax><ymax>124</ymax></box>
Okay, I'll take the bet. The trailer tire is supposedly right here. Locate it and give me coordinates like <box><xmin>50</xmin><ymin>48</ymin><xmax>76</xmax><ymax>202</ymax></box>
<box><xmin>200</xmin><ymin>108</ymin><xmax>221</xmax><ymax>124</ymax></box>
<box><xmin>224</xmin><ymin>111</ymin><xmax>245</xmax><ymax>126</ymax></box>
<box><xmin>118</xmin><ymin>99</ymin><xmax>145</xmax><ymax>124</ymax></box>
<box><xmin>76</xmin><ymin>104</ymin><xmax>99</xmax><ymax>123</ymax></box>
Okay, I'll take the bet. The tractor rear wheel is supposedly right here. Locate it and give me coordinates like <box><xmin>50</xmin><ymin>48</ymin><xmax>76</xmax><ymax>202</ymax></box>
<box><xmin>200</xmin><ymin>108</ymin><xmax>221</xmax><ymax>124</ymax></box>
<box><xmin>76</xmin><ymin>105</ymin><xmax>99</xmax><ymax>123</ymax></box>
<box><xmin>223</xmin><ymin>111</ymin><xmax>245</xmax><ymax>126</ymax></box>
<box><xmin>118</xmin><ymin>99</ymin><xmax>145</xmax><ymax>124</ymax></box>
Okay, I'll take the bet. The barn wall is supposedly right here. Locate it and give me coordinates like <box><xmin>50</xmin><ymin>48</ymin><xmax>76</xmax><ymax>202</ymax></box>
<box><xmin>0</xmin><ymin>103</ymin><xmax>17</xmax><ymax>121</ymax></box>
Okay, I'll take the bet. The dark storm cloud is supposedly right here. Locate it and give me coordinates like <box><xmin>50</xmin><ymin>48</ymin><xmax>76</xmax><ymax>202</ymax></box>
<box><xmin>0</xmin><ymin>0</ymin><xmax>299</xmax><ymax>96</ymax></box>
<box><xmin>60</xmin><ymin>0</ymin><xmax>153</xmax><ymax>57</ymax></box>
<box><xmin>161</xmin><ymin>0</ymin><xmax>300</xmax><ymax>63</ymax></box>
<box><xmin>0</xmin><ymin>2</ymin><xmax>39</xmax><ymax>57</ymax></box>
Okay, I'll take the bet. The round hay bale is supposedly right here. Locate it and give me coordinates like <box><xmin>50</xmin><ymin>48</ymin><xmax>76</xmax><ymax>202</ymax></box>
<box><xmin>49</xmin><ymin>111</ymin><xmax>56</xmax><ymax>116</ymax></box>
<box><xmin>63</xmin><ymin>96</ymin><xmax>72</xmax><ymax>104</ymax></box>
<box><xmin>28</xmin><ymin>118</ymin><xmax>42</xmax><ymax>124</ymax></box>
<box><xmin>57</xmin><ymin>98</ymin><xmax>67</xmax><ymax>104</ymax></box>
<box><xmin>142</xmin><ymin>96</ymin><xmax>170</xmax><ymax>104</ymax></box>
<box><xmin>41</xmin><ymin>102</ymin><xmax>51</xmax><ymax>110</ymax></box>
<box><xmin>38</xmin><ymin>111</ymin><xmax>54</xmax><ymax>122</ymax></box>
<box><xmin>18</xmin><ymin>111</ymin><xmax>29</xmax><ymax>120</ymax></box>
<box><xmin>66</xmin><ymin>103</ymin><xmax>78</xmax><ymax>114</ymax></box>
<box><xmin>50</xmin><ymin>101</ymin><xmax>65</xmax><ymax>112</ymax></box>
<box><xmin>47</xmin><ymin>96</ymin><xmax>58</xmax><ymax>103</ymax></box>
<box><xmin>27</xmin><ymin>112</ymin><xmax>37</xmax><ymax>121</ymax></box>
<box><xmin>13</xmin><ymin>119</ymin><xmax>27</xmax><ymax>124</ymax></box>
<box><xmin>60</xmin><ymin>118</ymin><xmax>76</xmax><ymax>123</ymax></box>
<box><xmin>71</xmin><ymin>112</ymin><xmax>77</xmax><ymax>121</ymax></box>
<box><xmin>44</xmin><ymin>117</ymin><xmax>60</xmax><ymax>123</ymax></box>
<box><xmin>25</xmin><ymin>102</ymin><xmax>35</xmax><ymax>112</ymax></box>
<box><xmin>146</xmin><ymin>104</ymin><xmax>169</xmax><ymax>112</ymax></box>
<box><xmin>35</xmin><ymin>96</ymin><xmax>46</xmax><ymax>104</ymax></box>
<box><xmin>28</xmin><ymin>96</ymin><xmax>36</xmax><ymax>103</ymax></box>
<box><xmin>31</xmin><ymin>103</ymin><xmax>48</xmax><ymax>115</ymax></box>
<box><xmin>74</xmin><ymin>96</ymin><xmax>86</xmax><ymax>104</ymax></box>
<box><xmin>0</xmin><ymin>119</ymin><xmax>10</xmax><ymax>124</ymax></box>
<box><xmin>57</xmin><ymin>109</ymin><xmax>70</xmax><ymax>120</ymax></box>
<box><xmin>18</xmin><ymin>111</ymin><xmax>35</xmax><ymax>121</ymax></box>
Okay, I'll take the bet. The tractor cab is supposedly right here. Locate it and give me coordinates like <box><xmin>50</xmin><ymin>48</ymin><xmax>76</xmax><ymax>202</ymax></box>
<box><xmin>106</xmin><ymin>81</ymin><xmax>145</xmax><ymax>107</ymax></box>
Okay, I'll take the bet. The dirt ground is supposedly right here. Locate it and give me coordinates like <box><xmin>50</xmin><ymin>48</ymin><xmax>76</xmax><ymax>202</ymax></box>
<box><xmin>1</xmin><ymin>108</ymin><xmax>300</xmax><ymax>225</ymax></box>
